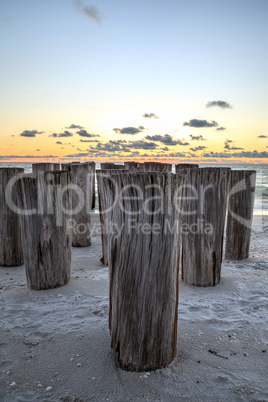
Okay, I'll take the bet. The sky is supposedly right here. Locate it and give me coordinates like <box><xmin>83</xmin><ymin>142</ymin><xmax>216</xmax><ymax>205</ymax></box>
<box><xmin>1</xmin><ymin>0</ymin><xmax>268</xmax><ymax>163</ymax></box>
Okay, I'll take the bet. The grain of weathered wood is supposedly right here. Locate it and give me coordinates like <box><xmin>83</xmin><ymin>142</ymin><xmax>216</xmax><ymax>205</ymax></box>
<box><xmin>225</xmin><ymin>170</ymin><xmax>256</xmax><ymax>260</ymax></box>
<box><xmin>68</xmin><ymin>163</ymin><xmax>94</xmax><ymax>247</ymax></box>
<box><xmin>103</xmin><ymin>172</ymin><xmax>185</xmax><ymax>371</ymax></box>
<box><xmin>144</xmin><ymin>162</ymin><xmax>172</xmax><ymax>172</ymax></box>
<box><xmin>96</xmin><ymin>169</ymin><xmax>127</xmax><ymax>265</ymax></box>
<box><xmin>32</xmin><ymin>163</ymin><xmax>61</xmax><ymax>172</ymax></box>
<box><xmin>15</xmin><ymin>171</ymin><xmax>71</xmax><ymax>290</ymax></box>
<box><xmin>0</xmin><ymin>168</ymin><xmax>24</xmax><ymax>267</ymax></box>
<box><xmin>181</xmin><ymin>168</ymin><xmax>231</xmax><ymax>286</ymax></box>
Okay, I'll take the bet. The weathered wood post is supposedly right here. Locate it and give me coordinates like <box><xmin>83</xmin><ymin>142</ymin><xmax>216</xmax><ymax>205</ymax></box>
<box><xmin>96</xmin><ymin>169</ymin><xmax>127</xmax><ymax>265</ymax></box>
<box><xmin>15</xmin><ymin>171</ymin><xmax>71</xmax><ymax>290</ymax></box>
<box><xmin>88</xmin><ymin>161</ymin><xmax>96</xmax><ymax>210</ymax></box>
<box><xmin>181</xmin><ymin>168</ymin><xmax>231</xmax><ymax>286</ymax></box>
<box><xmin>175</xmin><ymin>164</ymin><xmax>199</xmax><ymax>280</ymax></box>
<box><xmin>101</xmin><ymin>163</ymin><xmax>125</xmax><ymax>170</ymax></box>
<box><xmin>124</xmin><ymin>161</ymin><xmax>139</xmax><ymax>170</ymax></box>
<box><xmin>32</xmin><ymin>163</ymin><xmax>61</xmax><ymax>172</ymax></box>
<box><xmin>61</xmin><ymin>163</ymin><xmax>69</xmax><ymax>171</ymax></box>
<box><xmin>104</xmin><ymin>172</ymin><xmax>184</xmax><ymax>371</ymax></box>
<box><xmin>144</xmin><ymin>162</ymin><xmax>172</xmax><ymax>172</ymax></box>
<box><xmin>0</xmin><ymin>168</ymin><xmax>24</xmax><ymax>267</ymax></box>
<box><xmin>68</xmin><ymin>163</ymin><xmax>94</xmax><ymax>247</ymax></box>
<box><xmin>61</xmin><ymin>162</ymin><xmax>81</xmax><ymax>171</ymax></box>
<box><xmin>225</xmin><ymin>170</ymin><xmax>256</xmax><ymax>260</ymax></box>
<box><xmin>135</xmin><ymin>165</ymin><xmax>146</xmax><ymax>172</ymax></box>
<box><xmin>175</xmin><ymin>163</ymin><xmax>199</xmax><ymax>173</ymax></box>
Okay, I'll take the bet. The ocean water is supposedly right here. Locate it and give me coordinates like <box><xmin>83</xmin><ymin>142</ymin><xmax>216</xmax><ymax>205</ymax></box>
<box><xmin>0</xmin><ymin>162</ymin><xmax>267</xmax><ymax>215</ymax></box>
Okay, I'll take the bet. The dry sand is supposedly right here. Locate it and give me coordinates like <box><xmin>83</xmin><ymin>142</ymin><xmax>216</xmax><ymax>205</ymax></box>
<box><xmin>0</xmin><ymin>214</ymin><xmax>267</xmax><ymax>401</ymax></box>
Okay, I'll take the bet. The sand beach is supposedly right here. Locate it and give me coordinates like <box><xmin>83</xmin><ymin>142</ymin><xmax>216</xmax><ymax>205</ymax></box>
<box><xmin>0</xmin><ymin>213</ymin><xmax>267</xmax><ymax>401</ymax></box>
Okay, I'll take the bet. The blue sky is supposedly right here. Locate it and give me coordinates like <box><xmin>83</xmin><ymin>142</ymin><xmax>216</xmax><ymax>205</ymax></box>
<box><xmin>1</xmin><ymin>0</ymin><xmax>268</xmax><ymax>162</ymax></box>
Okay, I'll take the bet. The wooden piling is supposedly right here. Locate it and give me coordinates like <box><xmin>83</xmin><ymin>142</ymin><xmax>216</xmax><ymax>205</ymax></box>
<box><xmin>181</xmin><ymin>168</ymin><xmax>231</xmax><ymax>286</ymax></box>
<box><xmin>15</xmin><ymin>171</ymin><xmax>71</xmax><ymax>289</ymax></box>
<box><xmin>61</xmin><ymin>162</ymin><xmax>81</xmax><ymax>171</ymax></box>
<box><xmin>96</xmin><ymin>169</ymin><xmax>127</xmax><ymax>265</ymax></box>
<box><xmin>89</xmin><ymin>161</ymin><xmax>96</xmax><ymax>210</ymax></box>
<box><xmin>32</xmin><ymin>163</ymin><xmax>61</xmax><ymax>172</ymax></box>
<box><xmin>60</xmin><ymin>163</ymin><xmax>69</xmax><ymax>171</ymax></box>
<box><xmin>68</xmin><ymin>163</ymin><xmax>94</xmax><ymax>247</ymax></box>
<box><xmin>175</xmin><ymin>164</ymin><xmax>199</xmax><ymax>280</ymax></box>
<box><xmin>0</xmin><ymin>168</ymin><xmax>24</xmax><ymax>267</ymax></box>
<box><xmin>175</xmin><ymin>163</ymin><xmax>199</xmax><ymax>173</ymax></box>
<box><xmin>144</xmin><ymin>162</ymin><xmax>172</xmax><ymax>172</ymax></box>
<box><xmin>124</xmin><ymin>161</ymin><xmax>139</xmax><ymax>170</ymax></box>
<box><xmin>225</xmin><ymin>170</ymin><xmax>256</xmax><ymax>260</ymax></box>
<box><xmin>104</xmin><ymin>172</ymin><xmax>184</xmax><ymax>371</ymax></box>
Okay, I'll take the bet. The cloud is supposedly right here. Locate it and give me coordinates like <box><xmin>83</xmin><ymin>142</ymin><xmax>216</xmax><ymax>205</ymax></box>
<box><xmin>80</xmin><ymin>139</ymin><xmax>100</xmax><ymax>143</ymax></box>
<box><xmin>96</xmin><ymin>139</ymin><xmax>158</xmax><ymax>152</ymax></box>
<box><xmin>128</xmin><ymin>140</ymin><xmax>158</xmax><ymax>150</ymax></box>
<box><xmin>206</xmin><ymin>100</ymin><xmax>232</xmax><ymax>109</ymax></box>
<box><xmin>145</xmin><ymin>134</ymin><xmax>189</xmax><ymax>146</ymax></box>
<box><xmin>97</xmin><ymin>141</ymin><xmax>126</xmax><ymax>152</ymax></box>
<box><xmin>183</xmin><ymin>119</ymin><xmax>218</xmax><ymax>128</ymax></box>
<box><xmin>190</xmin><ymin>146</ymin><xmax>207</xmax><ymax>152</ymax></box>
<box><xmin>190</xmin><ymin>134</ymin><xmax>206</xmax><ymax>141</ymax></box>
<box><xmin>168</xmin><ymin>152</ymin><xmax>187</xmax><ymax>158</ymax></box>
<box><xmin>224</xmin><ymin>139</ymin><xmax>244</xmax><ymax>150</ymax></box>
<box><xmin>50</xmin><ymin>131</ymin><xmax>73</xmax><ymax>138</ymax></box>
<box><xmin>66</xmin><ymin>124</ymin><xmax>84</xmax><ymax>130</ymax></box>
<box><xmin>224</xmin><ymin>139</ymin><xmax>233</xmax><ymax>147</ymax></box>
<box><xmin>76</xmin><ymin>129</ymin><xmax>100</xmax><ymax>138</ymax></box>
<box><xmin>65</xmin><ymin>152</ymin><xmax>90</xmax><ymax>158</ymax></box>
<box><xmin>229</xmin><ymin>146</ymin><xmax>244</xmax><ymax>150</ymax></box>
<box><xmin>203</xmin><ymin>151</ymin><xmax>268</xmax><ymax>158</ymax></box>
<box><xmin>73</xmin><ymin>0</ymin><xmax>102</xmax><ymax>23</ymax></box>
<box><xmin>83</xmin><ymin>5</ymin><xmax>101</xmax><ymax>22</ymax></box>
<box><xmin>216</xmin><ymin>127</ymin><xmax>226</xmax><ymax>131</ymax></box>
<box><xmin>113</xmin><ymin>126</ymin><xmax>146</xmax><ymax>135</ymax></box>
<box><xmin>142</xmin><ymin>113</ymin><xmax>159</xmax><ymax>119</ymax></box>
<box><xmin>257</xmin><ymin>135</ymin><xmax>267</xmax><ymax>138</ymax></box>
<box><xmin>20</xmin><ymin>130</ymin><xmax>44</xmax><ymax>137</ymax></box>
